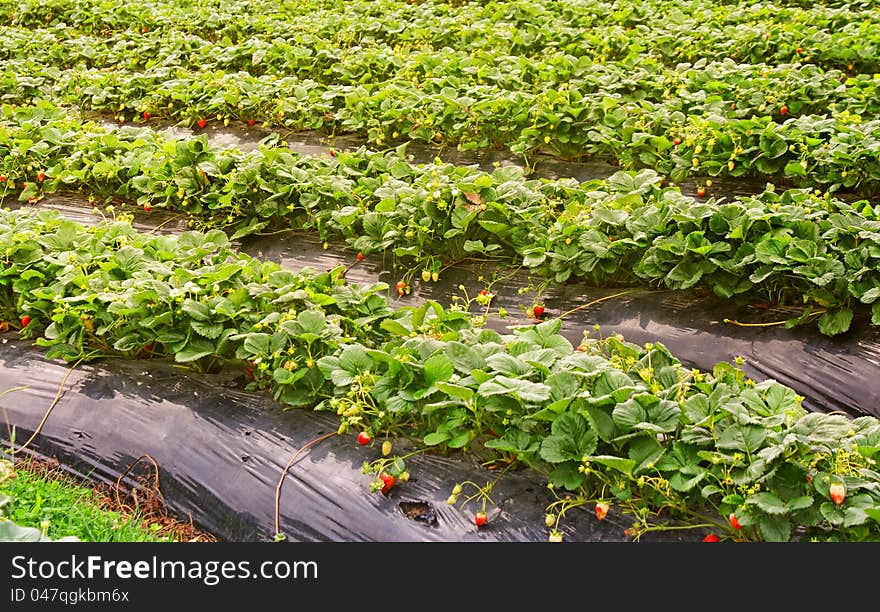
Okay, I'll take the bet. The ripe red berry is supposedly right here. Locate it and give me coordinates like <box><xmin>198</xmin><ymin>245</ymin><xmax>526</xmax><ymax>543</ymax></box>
<box><xmin>595</xmin><ymin>502</ymin><xmax>609</xmax><ymax>521</ymax></box>
<box><xmin>20</xmin><ymin>315</ymin><xmax>31</xmax><ymax>328</ymax></box>
<box><xmin>673</xmin><ymin>137</ymin><xmax>681</xmax><ymax>146</ymax></box>
<box><xmin>356</xmin><ymin>252</ymin><xmax>365</xmax><ymax>261</ymax></box>
<box><xmin>357</xmin><ymin>431</ymin><xmax>372</xmax><ymax>446</ymax></box>
<box><xmin>0</xmin><ymin>175</ymin><xmax>6</xmax><ymax>182</ymax></box>
<box><xmin>728</xmin><ymin>513</ymin><xmax>743</xmax><ymax>530</ymax></box>
<box><xmin>36</xmin><ymin>172</ymin><xmax>45</xmax><ymax>182</ymax></box>
<box><xmin>197</xmin><ymin>118</ymin><xmax>207</xmax><ymax>129</ymax></box>
<box><xmin>696</xmin><ymin>186</ymin><xmax>706</xmax><ymax>197</ymax></box>
<box><xmin>329</xmin><ymin>148</ymin><xmax>335</xmax><ymax>157</ymax></box>
<box><xmin>796</xmin><ymin>47</ymin><xmax>803</xmax><ymax>55</ymax></box>
<box><xmin>533</xmin><ymin>304</ymin><xmax>545</xmax><ymax>318</ymax></box>
<box><xmin>702</xmin><ymin>533</ymin><xmax>720</xmax><ymax>542</ymax></box>
<box><xmin>474</xmin><ymin>511</ymin><xmax>488</xmax><ymax>527</ymax></box>
<box><xmin>143</xmin><ymin>204</ymin><xmax>151</xmax><ymax>212</ymax></box>
<box><xmin>379</xmin><ymin>472</ymin><xmax>396</xmax><ymax>495</ymax></box>
<box><xmin>780</xmin><ymin>105</ymin><xmax>788</xmax><ymax>116</ymax></box>
<box><xmin>395</xmin><ymin>281</ymin><xmax>406</xmax><ymax>296</ymax></box>
<box><xmin>143</xmin><ymin>111</ymin><xmax>151</xmax><ymax>121</ymax></box>
<box><xmin>830</xmin><ymin>482</ymin><xmax>846</xmax><ymax>506</ymax></box>
<box><xmin>248</xmin><ymin>118</ymin><xmax>256</xmax><ymax>126</ymax></box>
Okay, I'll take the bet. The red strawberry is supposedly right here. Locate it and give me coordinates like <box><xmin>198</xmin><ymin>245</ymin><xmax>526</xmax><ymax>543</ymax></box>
<box><xmin>142</xmin><ymin>111</ymin><xmax>151</xmax><ymax>121</ymax></box>
<box><xmin>673</xmin><ymin>137</ymin><xmax>681</xmax><ymax>146</ymax></box>
<box><xmin>595</xmin><ymin>502</ymin><xmax>609</xmax><ymax>521</ymax></box>
<box><xmin>357</xmin><ymin>431</ymin><xmax>372</xmax><ymax>446</ymax></box>
<box><xmin>329</xmin><ymin>148</ymin><xmax>335</xmax><ymax>157</ymax></box>
<box><xmin>20</xmin><ymin>315</ymin><xmax>31</xmax><ymax>328</ymax></box>
<box><xmin>702</xmin><ymin>533</ymin><xmax>720</xmax><ymax>542</ymax></box>
<box><xmin>830</xmin><ymin>482</ymin><xmax>846</xmax><ymax>506</ymax></box>
<box><xmin>0</xmin><ymin>175</ymin><xmax>6</xmax><ymax>181</ymax></box>
<box><xmin>696</xmin><ymin>186</ymin><xmax>706</xmax><ymax>197</ymax></box>
<box><xmin>576</xmin><ymin>345</ymin><xmax>587</xmax><ymax>352</ymax></box>
<box><xmin>356</xmin><ymin>252</ymin><xmax>365</xmax><ymax>261</ymax></box>
<box><xmin>780</xmin><ymin>105</ymin><xmax>788</xmax><ymax>116</ymax></box>
<box><xmin>395</xmin><ymin>281</ymin><xmax>407</xmax><ymax>296</ymax></box>
<box><xmin>474</xmin><ymin>511</ymin><xmax>488</xmax><ymax>527</ymax></box>
<box><xmin>379</xmin><ymin>472</ymin><xmax>396</xmax><ymax>495</ymax></box>
<box><xmin>728</xmin><ymin>513</ymin><xmax>742</xmax><ymax>530</ymax></box>
<box><xmin>533</xmin><ymin>304</ymin><xmax>545</xmax><ymax>318</ymax></box>
<box><xmin>143</xmin><ymin>204</ymin><xmax>151</xmax><ymax>212</ymax></box>
<box><xmin>36</xmin><ymin>171</ymin><xmax>45</xmax><ymax>182</ymax></box>
<box><xmin>796</xmin><ymin>47</ymin><xmax>803</xmax><ymax>55</ymax></box>
<box><xmin>197</xmin><ymin>118</ymin><xmax>207</xmax><ymax>129</ymax></box>
<box><xmin>248</xmin><ymin>118</ymin><xmax>256</xmax><ymax>126</ymax></box>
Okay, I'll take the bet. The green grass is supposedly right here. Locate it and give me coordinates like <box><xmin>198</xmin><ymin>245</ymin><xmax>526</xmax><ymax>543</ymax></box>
<box><xmin>0</xmin><ymin>460</ymin><xmax>180</xmax><ymax>542</ymax></box>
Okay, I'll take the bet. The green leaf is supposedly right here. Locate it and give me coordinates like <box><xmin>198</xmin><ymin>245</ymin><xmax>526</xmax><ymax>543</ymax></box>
<box><xmin>588</xmin><ymin>455</ymin><xmax>635</xmax><ymax>477</ymax></box>
<box><xmin>380</xmin><ymin>319</ymin><xmax>411</xmax><ymax>336</ymax></box>
<box><xmin>296</xmin><ymin>310</ymin><xmax>326</xmax><ymax>334</ymax></box>
<box><xmin>629</xmin><ymin>436</ymin><xmax>666</xmax><ymax>474</ymax></box>
<box><xmin>579</xmin><ymin>403</ymin><xmax>619</xmax><ymax>442</ymax></box>
<box><xmin>716</xmin><ymin>424</ymin><xmax>768</xmax><ymax>453</ymax></box>
<box><xmin>445</xmin><ymin>341</ymin><xmax>486</xmax><ymax>373</ymax></box>
<box><xmin>613</xmin><ymin>395</ymin><xmax>681</xmax><ymax>433</ymax></box>
<box><xmin>786</xmin><ymin>496</ymin><xmax>815</xmax><ymax>512</ymax></box>
<box><xmin>191</xmin><ymin>319</ymin><xmax>224</xmax><ymax>339</ymax></box>
<box><xmin>485</xmin><ymin>353</ymin><xmax>530</xmax><ymax>376</ymax></box>
<box><xmin>181</xmin><ymin>299</ymin><xmax>212</xmax><ymax>321</ymax></box>
<box><xmin>423</xmin><ymin>353</ymin><xmax>454</xmax><ymax>385</ymax></box>
<box><xmin>175</xmin><ymin>338</ymin><xmax>216</xmax><ymax>362</ymax></box>
<box><xmin>549</xmin><ymin>462</ymin><xmax>585</xmax><ymax>491</ymax></box>
<box><xmin>817</xmin><ymin>308</ymin><xmax>853</xmax><ymax>337</ymax></box>
<box><xmin>539</xmin><ymin>413</ymin><xmax>598</xmax><ymax>463</ymax></box>
<box><xmin>758</xmin><ymin>515</ymin><xmax>792</xmax><ymax>542</ymax></box>
<box><xmin>423</xmin><ymin>431</ymin><xmax>451</xmax><ymax>446</ymax></box>
<box><xmin>338</xmin><ymin>344</ymin><xmax>372</xmax><ymax>373</ymax></box>
<box><xmin>478</xmin><ymin>376</ymin><xmax>551</xmax><ymax>403</ymax></box>
<box><xmin>746</xmin><ymin>492</ymin><xmax>789</xmax><ymax>515</ymax></box>
<box><xmin>434</xmin><ymin>382</ymin><xmax>474</xmax><ymax>401</ymax></box>
<box><xmin>448</xmin><ymin>430</ymin><xmax>473</xmax><ymax>449</ymax></box>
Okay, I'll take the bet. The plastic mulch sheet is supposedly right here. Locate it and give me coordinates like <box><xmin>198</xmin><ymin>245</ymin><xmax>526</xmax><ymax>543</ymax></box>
<box><xmin>0</xmin><ymin>335</ymin><xmax>673</xmax><ymax>542</ymax></box>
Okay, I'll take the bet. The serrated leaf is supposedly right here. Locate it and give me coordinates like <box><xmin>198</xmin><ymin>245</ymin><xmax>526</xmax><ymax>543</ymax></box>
<box><xmin>338</xmin><ymin>344</ymin><xmax>372</xmax><ymax>373</ymax></box>
<box><xmin>549</xmin><ymin>462</ymin><xmax>585</xmax><ymax>490</ymax></box>
<box><xmin>191</xmin><ymin>319</ymin><xmax>224</xmax><ymax>339</ymax></box>
<box><xmin>423</xmin><ymin>431</ymin><xmax>451</xmax><ymax>446</ymax></box>
<box><xmin>588</xmin><ymin>455</ymin><xmax>635</xmax><ymax>476</ymax></box>
<box><xmin>423</xmin><ymin>353</ymin><xmax>454</xmax><ymax>385</ymax></box>
<box><xmin>817</xmin><ymin>308</ymin><xmax>853</xmax><ymax>336</ymax></box>
<box><xmin>746</xmin><ymin>492</ymin><xmax>789</xmax><ymax>515</ymax></box>
<box><xmin>175</xmin><ymin>338</ymin><xmax>216</xmax><ymax>362</ymax></box>
<box><xmin>758</xmin><ymin>515</ymin><xmax>792</xmax><ymax>542</ymax></box>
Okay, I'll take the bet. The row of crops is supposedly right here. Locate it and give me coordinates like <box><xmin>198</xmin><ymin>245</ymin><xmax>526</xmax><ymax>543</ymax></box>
<box><xmin>2</xmin><ymin>0</ymin><xmax>880</xmax><ymax>541</ymax></box>
<box><xmin>2</xmin><ymin>1</ymin><xmax>880</xmax><ymax>191</ymax></box>
<box><xmin>3</xmin><ymin>103</ymin><xmax>879</xmax><ymax>336</ymax></box>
